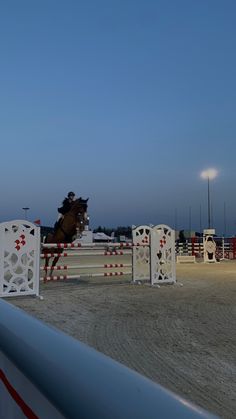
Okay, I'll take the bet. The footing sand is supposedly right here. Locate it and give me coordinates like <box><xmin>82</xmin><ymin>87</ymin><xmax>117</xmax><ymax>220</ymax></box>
<box><xmin>10</xmin><ymin>260</ymin><xmax>236</xmax><ymax>418</ymax></box>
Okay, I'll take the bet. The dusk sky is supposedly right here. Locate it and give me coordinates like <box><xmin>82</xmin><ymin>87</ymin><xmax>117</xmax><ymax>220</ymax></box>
<box><xmin>1</xmin><ymin>1</ymin><xmax>235</xmax><ymax>235</ymax></box>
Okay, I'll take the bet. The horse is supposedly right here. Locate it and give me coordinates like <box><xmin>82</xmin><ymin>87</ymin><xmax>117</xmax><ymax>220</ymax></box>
<box><xmin>43</xmin><ymin>198</ymin><xmax>88</xmax><ymax>278</ymax></box>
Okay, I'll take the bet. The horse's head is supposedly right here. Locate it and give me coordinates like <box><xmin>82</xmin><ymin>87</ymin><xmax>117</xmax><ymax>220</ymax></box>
<box><xmin>71</xmin><ymin>198</ymin><xmax>89</xmax><ymax>233</ymax></box>
<box><xmin>72</xmin><ymin>197</ymin><xmax>88</xmax><ymax>215</ymax></box>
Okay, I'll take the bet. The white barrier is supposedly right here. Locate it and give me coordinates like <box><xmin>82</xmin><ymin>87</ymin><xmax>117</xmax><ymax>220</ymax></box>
<box><xmin>150</xmin><ymin>224</ymin><xmax>176</xmax><ymax>285</ymax></box>
<box><xmin>0</xmin><ymin>220</ymin><xmax>40</xmax><ymax>298</ymax></box>
<box><xmin>0</xmin><ymin>222</ymin><xmax>176</xmax><ymax>296</ymax></box>
<box><xmin>177</xmin><ymin>255</ymin><xmax>196</xmax><ymax>263</ymax></box>
<box><xmin>132</xmin><ymin>224</ymin><xmax>176</xmax><ymax>285</ymax></box>
<box><xmin>132</xmin><ymin>225</ymin><xmax>151</xmax><ymax>282</ymax></box>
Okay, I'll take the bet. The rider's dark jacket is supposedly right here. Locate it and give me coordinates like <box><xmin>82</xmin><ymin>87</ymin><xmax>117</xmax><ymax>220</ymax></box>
<box><xmin>58</xmin><ymin>198</ymin><xmax>72</xmax><ymax>215</ymax></box>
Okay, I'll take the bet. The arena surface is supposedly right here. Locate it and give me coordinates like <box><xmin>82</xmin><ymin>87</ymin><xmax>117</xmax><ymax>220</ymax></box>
<box><xmin>9</xmin><ymin>258</ymin><xmax>236</xmax><ymax>418</ymax></box>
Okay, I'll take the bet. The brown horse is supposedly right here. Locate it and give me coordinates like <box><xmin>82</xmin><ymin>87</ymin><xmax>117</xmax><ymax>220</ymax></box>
<box><xmin>43</xmin><ymin>198</ymin><xmax>88</xmax><ymax>277</ymax></box>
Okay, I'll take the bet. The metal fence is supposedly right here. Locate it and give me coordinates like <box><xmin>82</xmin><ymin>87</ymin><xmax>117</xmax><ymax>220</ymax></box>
<box><xmin>176</xmin><ymin>237</ymin><xmax>236</xmax><ymax>260</ymax></box>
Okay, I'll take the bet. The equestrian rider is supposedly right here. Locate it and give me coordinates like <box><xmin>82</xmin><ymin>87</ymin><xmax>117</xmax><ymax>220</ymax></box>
<box><xmin>54</xmin><ymin>191</ymin><xmax>76</xmax><ymax>230</ymax></box>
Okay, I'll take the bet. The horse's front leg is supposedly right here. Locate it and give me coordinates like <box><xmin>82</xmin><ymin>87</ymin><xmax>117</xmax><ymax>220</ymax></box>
<box><xmin>44</xmin><ymin>255</ymin><xmax>50</xmax><ymax>282</ymax></box>
<box><xmin>49</xmin><ymin>254</ymin><xmax>61</xmax><ymax>277</ymax></box>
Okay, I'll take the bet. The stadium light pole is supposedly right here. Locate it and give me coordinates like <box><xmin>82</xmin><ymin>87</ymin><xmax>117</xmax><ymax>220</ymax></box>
<box><xmin>22</xmin><ymin>207</ymin><xmax>30</xmax><ymax>220</ymax></box>
<box><xmin>200</xmin><ymin>168</ymin><xmax>218</xmax><ymax>229</ymax></box>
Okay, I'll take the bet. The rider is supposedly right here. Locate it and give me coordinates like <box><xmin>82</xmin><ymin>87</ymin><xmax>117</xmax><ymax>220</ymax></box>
<box><xmin>54</xmin><ymin>191</ymin><xmax>76</xmax><ymax>230</ymax></box>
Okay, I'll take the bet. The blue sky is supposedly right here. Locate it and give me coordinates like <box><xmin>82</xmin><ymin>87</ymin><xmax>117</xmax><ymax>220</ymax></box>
<box><xmin>0</xmin><ymin>1</ymin><xmax>235</xmax><ymax>235</ymax></box>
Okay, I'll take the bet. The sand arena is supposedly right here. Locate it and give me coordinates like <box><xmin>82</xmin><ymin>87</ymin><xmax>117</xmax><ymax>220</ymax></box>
<box><xmin>10</xmin><ymin>257</ymin><xmax>236</xmax><ymax>419</ymax></box>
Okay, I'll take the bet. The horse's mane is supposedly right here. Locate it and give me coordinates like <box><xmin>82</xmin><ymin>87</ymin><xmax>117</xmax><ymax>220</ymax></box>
<box><xmin>70</xmin><ymin>197</ymin><xmax>88</xmax><ymax>213</ymax></box>
<box><xmin>76</xmin><ymin>197</ymin><xmax>88</xmax><ymax>205</ymax></box>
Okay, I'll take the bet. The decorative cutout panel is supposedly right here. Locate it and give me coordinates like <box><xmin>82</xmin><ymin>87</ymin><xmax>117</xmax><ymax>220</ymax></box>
<box><xmin>203</xmin><ymin>235</ymin><xmax>216</xmax><ymax>263</ymax></box>
<box><xmin>150</xmin><ymin>224</ymin><xmax>176</xmax><ymax>285</ymax></box>
<box><xmin>0</xmin><ymin>220</ymin><xmax>40</xmax><ymax>297</ymax></box>
<box><xmin>132</xmin><ymin>225</ymin><xmax>151</xmax><ymax>281</ymax></box>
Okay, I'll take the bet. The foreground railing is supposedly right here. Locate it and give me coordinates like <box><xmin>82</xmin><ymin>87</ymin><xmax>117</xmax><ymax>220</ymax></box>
<box><xmin>0</xmin><ymin>300</ymin><xmax>216</xmax><ymax>418</ymax></box>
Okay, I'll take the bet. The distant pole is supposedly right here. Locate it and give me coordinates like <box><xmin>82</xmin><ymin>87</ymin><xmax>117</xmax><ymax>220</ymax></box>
<box><xmin>223</xmin><ymin>202</ymin><xmax>227</xmax><ymax>237</ymax></box>
<box><xmin>22</xmin><ymin>207</ymin><xmax>30</xmax><ymax>220</ymax></box>
<box><xmin>207</xmin><ymin>176</ymin><xmax>211</xmax><ymax>228</ymax></box>
<box><xmin>211</xmin><ymin>201</ymin><xmax>214</xmax><ymax>228</ymax></box>
<box><xmin>200</xmin><ymin>168</ymin><xmax>218</xmax><ymax>230</ymax></box>
<box><xmin>189</xmin><ymin>206</ymin><xmax>192</xmax><ymax>233</ymax></box>
<box><xmin>174</xmin><ymin>208</ymin><xmax>178</xmax><ymax>231</ymax></box>
<box><xmin>199</xmin><ymin>204</ymin><xmax>202</xmax><ymax>234</ymax></box>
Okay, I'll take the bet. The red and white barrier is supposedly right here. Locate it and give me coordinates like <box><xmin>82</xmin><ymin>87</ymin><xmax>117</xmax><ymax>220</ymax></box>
<box><xmin>43</xmin><ymin>272</ymin><xmax>132</xmax><ymax>282</ymax></box>
<box><xmin>41</xmin><ymin>230</ymin><xmax>150</xmax><ymax>282</ymax></box>
<box><xmin>40</xmin><ymin>250</ymin><xmax>131</xmax><ymax>258</ymax></box>
<box><xmin>42</xmin><ymin>241</ymin><xmax>149</xmax><ymax>249</ymax></box>
<box><xmin>41</xmin><ymin>263</ymin><xmax>131</xmax><ymax>271</ymax></box>
<box><xmin>0</xmin><ymin>221</ymin><xmax>176</xmax><ymax>296</ymax></box>
<box><xmin>40</xmin><ymin>245</ymin><xmax>133</xmax><ymax>281</ymax></box>
<box><xmin>41</xmin><ymin>224</ymin><xmax>176</xmax><ymax>285</ymax></box>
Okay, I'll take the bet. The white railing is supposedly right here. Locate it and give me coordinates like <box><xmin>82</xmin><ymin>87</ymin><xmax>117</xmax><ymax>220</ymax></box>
<box><xmin>0</xmin><ymin>300</ymin><xmax>216</xmax><ymax>418</ymax></box>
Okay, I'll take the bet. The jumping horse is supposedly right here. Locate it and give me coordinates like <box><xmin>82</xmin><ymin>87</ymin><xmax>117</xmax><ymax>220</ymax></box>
<box><xmin>43</xmin><ymin>198</ymin><xmax>88</xmax><ymax>277</ymax></box>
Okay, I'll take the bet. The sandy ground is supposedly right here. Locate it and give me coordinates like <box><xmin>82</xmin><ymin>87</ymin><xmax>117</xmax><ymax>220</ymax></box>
<box><xmin>8</xmin><ymin>257</ymin><xmax>236</xmax><ymax>419</ymax></box>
